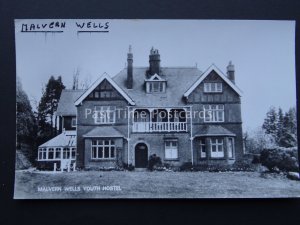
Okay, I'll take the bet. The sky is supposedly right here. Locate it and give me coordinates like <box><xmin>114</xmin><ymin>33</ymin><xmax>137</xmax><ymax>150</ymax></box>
<box><xmin>15</xmin><ymin>19</ymin><xmax>296</xmax><ymax>131</ymax></box>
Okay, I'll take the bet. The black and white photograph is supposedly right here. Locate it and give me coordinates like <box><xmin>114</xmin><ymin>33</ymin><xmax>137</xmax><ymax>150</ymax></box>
<box><xmin>14</xmin><ymin>19</ymin><xmax>299</xmax><ymax>199</ymax></box>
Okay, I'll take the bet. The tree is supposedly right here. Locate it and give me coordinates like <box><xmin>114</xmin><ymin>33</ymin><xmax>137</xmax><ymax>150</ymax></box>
<box><xmin>16</xmin><ymin>76</ymin><xmax>37</xmax><ymax>161</ymax></box>
<box><xmin>262</xmin><ymin>106</ymin><xmax>297</xmax><ymax>148</ymax></box>
<box><xmin>279</xmin><ymin>108</ymin><xmax>297</xmax><ymax>147</ymax></box>
<box><xmin>72</xmin><ymin>67</ymin><xmax>91</xmax><ymax>90</ymax></box>
<box><xmin>262</xmin><ymin>106</ymin><xmax>278</xmax><ymax>139</ymax></box>
<box><xmin>244</xmin><ymin>127</ymin><xmax>276</xmax><ymax>154</ymax></box>
<box><xmin>276</xmin><ymin>107</ymin><xmax>284</xmax><ymax>143</ymax></box>
<box><xmin>72</xmin><ymin>68</ymin><xmax>79</xmax><ymax>90</ymax></box>
<box><xmin>37</xmin><ymin>76</ymin><xmax>65</xmax><ymax>141</ymax></box>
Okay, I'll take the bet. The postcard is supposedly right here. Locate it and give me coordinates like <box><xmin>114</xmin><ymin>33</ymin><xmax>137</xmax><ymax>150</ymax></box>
<box><xmin>14</xmin><ymin>19</ymin><xmax>299</xmax><ymax>198</ymax></box>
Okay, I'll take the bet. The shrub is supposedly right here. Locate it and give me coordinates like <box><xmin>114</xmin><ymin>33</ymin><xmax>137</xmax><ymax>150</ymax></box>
<box><xmin>252</xmin><ymin>155</ymin><xmax>261</xmax><ymax>164</ymax></box>
<box><xmin>179</xmin><ymin>162</ymin><xmax>193</xmax><ymax>171</ymax></box>
<box><xmin>148</xmin><ymin>154</ymin><xmax>162</xmax><ymax>171</ymax></box>
<box><xmin>123</xmin><ymin>163</ymin><xmax>135</xmax><ymax>171</ymax></box>
<box><xmin>260</xmin><ymin>147</ymin><xmax>299</xmax><ymax>172</ymax></box>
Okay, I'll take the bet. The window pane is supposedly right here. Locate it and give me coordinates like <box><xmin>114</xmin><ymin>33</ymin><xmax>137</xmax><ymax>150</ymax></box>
<box><xmin>228</xmin><ymin>138</ymin><xmax>233</xmax><ymax>158</ymax></box>
<box><xmin>204</xmin><ymin>83</ymin><xmax>208</xmax><ymax>92</ymax></box>
<box><xmin>92</xmin><ymin>147</ymin><xmax>97</xmax><ymax>158</ymax></box>
<box><xmin>98</xmin><ymin>147</ymin><xmax>103</xmax><ymax>158</ymax></box>
<box><xmin>218</xmin><ymin>111</ymin><xmax>223</xmax><ymax>121</ymax></box>
<box><xmin>217</xmin><ymin>144</ymin><xmax>223</xmax><ymax>152</ymax></box>
<box><xmin>211</xmin><ymin>83</ymin><xmax>216</xmax><ymax>92</ymax></box>
<box><xmin>111</xmin><ymin>147</ymin><xmax>115</xmax><ymax>158</ymax></box>
<box><xmin>55</xmin><ymin>149</ymin><xmax>61</xmax><ymax>159</ymax></box>
<box><xmin>212</xmin><ymin>145</ymin><xmax>217</xmax><ymax>152</ymax></box>
<box><xmin>48</xmin><ymin>149</ymin><xmax>54</xmax><ymax>159</ymax></box>
<box><xmin>172</xmin><ymin>149</ymin><xmax>178</xmax><ymax>158</ymax></box>
<box><xmin>165</xmin><ymin>149</ymin><xmax>172</xmax><ymax>158</ymax></box>
<box><xmin>43</xmin><ymin>151</ymin><xmax>47</xmax><ymax>159</ymax></box>
<box><xmin>71</xmin><ymin>148</ymin><xmax>76</xmax><ymax>159</ymax></box>
<box><xmin>104</xmin><ymin>147</ymin><xmax>109</xmax><ymax>158</ymax></box>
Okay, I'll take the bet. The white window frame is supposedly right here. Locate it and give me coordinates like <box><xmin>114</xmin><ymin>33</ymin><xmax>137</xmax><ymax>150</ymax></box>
<box><xmin>165</xmin><ymin>140</ymin><xmax>178</xmax><ymax>160</ymax></box>
<box><xmin>204</xmin><ymin>82</ymin><xmax>222</xmax><ymax>93</ymax></box>
<box><xmin>71</xmin><ymin>117</ymin><xmax>77</xmax><ymax>128</ymax></box>
<box><xmin>227</xmin><ymin>137</ymin><xmax>235</xmax><ymax>159</ymax></box>
<box><xmin>38</xmin><ymin>147</ymin><xmax>74</xmax><ymax>161</ymax></box>
<box><xmin>148</xmin><ymin>81</ymin><xmax>165</xmax><ymax>93</ymax></box>
<box><xmin>48</xmin><ymin>148</ymin><xmax>54</xmax><ymax>160</ymax></box>
<box><xmin>38</xmin><ymin>148</ymin><xmax>47</xmax><ymax>160</ymax></box>
<box><xmin>71</xmin><ymin>148</ymin><xmax>76</xmax><ymax>159</ymax></box>
<box><xmin>210</xmin><ymin>138</ymin><xmax>224</xmax><ymax>158</ymax></box>
<box><xmin>91</xmin><ymin>139</ymin><xmax>116</xmax><ymax>160</ymax></box>
<box><xmin>93</xmin><ymin>106</ymin><xmax>116</xmax><ymax>124</ymax></box>
<box><xmin>199</xmin><ymin>139</ymin><xmax>206</xmax><ymax>158</ymax></box>
<box><xmin>204</xmin><ymin>104</ymin><xmax>224</xmax><ymax>122</ymax></box>
<box><xmin>55</xmin><ymin>147</ymin><xmax>62</xmax><ymax>159</ymax></box>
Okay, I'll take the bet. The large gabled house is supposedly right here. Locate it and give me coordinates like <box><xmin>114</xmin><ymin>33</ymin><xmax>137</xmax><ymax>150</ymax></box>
<box><xmin>37</xmin><ymin>47</ymin><xmax>243</xmax><ymax>170</ymax></box>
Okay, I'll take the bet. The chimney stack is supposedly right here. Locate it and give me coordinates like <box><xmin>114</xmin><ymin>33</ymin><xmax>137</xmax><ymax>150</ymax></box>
<box><xmin>227</xmin><ymin>61</ymin><xmax>235</xmax><ymax>83</ymax></box>
<box><xmin>127</xmin><ymin>45</ymin><xmax>133</xmax><ymax>89</ymax></box>
<box><xmin>149</xmin><ymin>47</ymin><xmax>161</xmax><ymax>75</ymax></box>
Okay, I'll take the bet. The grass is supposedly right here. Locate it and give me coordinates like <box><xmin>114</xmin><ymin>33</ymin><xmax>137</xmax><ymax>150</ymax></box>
<box><xmin>14</xmin><ymin>170</ymin><xmax>300</xmax><ymax>199</ymax></box>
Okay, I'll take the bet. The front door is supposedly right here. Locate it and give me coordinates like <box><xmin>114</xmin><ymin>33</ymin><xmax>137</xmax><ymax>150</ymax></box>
<box><xmin>135</xmin><ymin>143</ymin><xmax>148</xmax><ymax>168</ymax></box>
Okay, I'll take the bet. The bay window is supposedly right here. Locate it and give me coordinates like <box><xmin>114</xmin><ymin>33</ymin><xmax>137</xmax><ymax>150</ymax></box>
<box><xmin>210</xmin><ymin>138</ymin><xmax>224</xmax><ymax>158</ymax></box>
<box><xmin>91</xmin><ymin>139</ymin><xmax>116</xmax><ymax>159</ymax></box>
<box><xmin>199</xmin><ymin>138</ymin><xmax>206</xmax><ymax>158</ymax></box>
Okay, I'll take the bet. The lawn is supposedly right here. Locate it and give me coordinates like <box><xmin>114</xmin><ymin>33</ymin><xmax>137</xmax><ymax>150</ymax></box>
<box><xmin>14</xmin><ymin>170</ymin><xmax>300</xmax><ymax>199</ymax></box>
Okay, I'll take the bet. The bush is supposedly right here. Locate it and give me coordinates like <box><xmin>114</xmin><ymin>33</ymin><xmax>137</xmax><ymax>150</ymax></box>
<box><xmin>179</xmin><ymin>162</ymin><xmax>193</xmax><ymax>171</ymax></box>
<box><xmin>260</xmin><ymin>147</ymin><xmax>299</xmax><ymax>172</ymax></box>
<box><xmin>123</xmin><ymin>163</ymin><xmax>135</xmax><ymax>171</ymax></box>
<box><xmin>148</xmin><ymin>154</ymin><xmax>162</xmax><ymax>171</ymax></box>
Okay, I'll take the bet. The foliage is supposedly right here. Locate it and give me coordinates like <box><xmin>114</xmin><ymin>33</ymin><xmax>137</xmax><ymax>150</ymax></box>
<box><xmin>16</xmin><ymin>77</ymin><xmax>38</xmax><ymax>162</ymax></box>
<box><xmin>262</xmin><ymin>106</ymin><xmax>297</xmax><ymax>148</ymax></box>
<box><xmin>244</xmin><ymin>127</ymin><xmax>276</xmax><ymax>154</ymax></box>
<box><xmin>37</xmin><ymin>76</ymin><xmax>65</xmax><ymax>144</ymax></box>
<box><xmin>179</xmin><ymin>162</ymin><xmax>193</xmax><ymax>171</ymax></box>
<box><xmin>148</xmin><ymin>154</ymin><xmax>162</xmax><ymax>171</ymax></box>
<box><xmin>16</xmin><ymin>77</ymin><xmax>37</xmax><ymax>144</ymax></box>
<box><xmin>123</xmin><ymin>163</ymin><xmax>135</xmax><ymax>171</ymax></box>
<box><xmin>260</xmin><ymin>147</ymin><xmax>299</xmax><ymax>172</ymax></box>
<box><xmin>262</xmin><ymin>106</ymin><xmax>278</xmax><ymax>138</ymax></box>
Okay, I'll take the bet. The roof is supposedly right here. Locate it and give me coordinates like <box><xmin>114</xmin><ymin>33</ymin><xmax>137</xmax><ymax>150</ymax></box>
<box><xmin>83</xmin><ymin>126</ymin><xmax>125</xmax><ymax>138</ymax></box>
<box><xmin>39</xmin><ymin>131</ymin><xmax>76</xmax><ymax>148</ymax></box>
<box><xmin>56</xmin><ymin>89</ymin><xmax>85</xmax><ymax>116</ymax></box>
<box><xmin>193</xmin><ymin>125</ymin><xmax>236</xmax><ymax>137</ymax></box>
<box><xmin>112</xmin><ymin>67</ymin><xmax>202</xmax><ymax>107</ymax></box>
<box><xmin>184</xmin><ymin>64</ymin><xmax>243</xmax><ymax>97</ymax></box>
<box><xmin>75</xmin><ymin>73</ymin><xmax>135</xmax><ymax>106</ymax></box>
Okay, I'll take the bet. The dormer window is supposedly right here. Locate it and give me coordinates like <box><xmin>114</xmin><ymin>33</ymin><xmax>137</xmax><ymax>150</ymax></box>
<box><xmin>149</xmin><ymin>81</ymin><xmax>165</xmax><ymax>93</ymax></box>
<box><xmin>204</xmin><ymin>82</ymin><xmax>222</xmax><ymax>93</ymax></box>
<box><xmin>145</xmin><ymin>74</ymin><xmax>166</xmax><ymax>93</ymax></box>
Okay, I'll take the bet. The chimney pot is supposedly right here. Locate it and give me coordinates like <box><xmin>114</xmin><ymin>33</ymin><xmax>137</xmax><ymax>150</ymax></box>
<box><xmin>127</xmin><ymin>45</ymin><xmax>133</xmax><ymax>89</ymax></box>
<box><xmin>227</xmin><ymin>61</ymin><xmax>235</xmax><ymax>83</ymax></box>
<box><xmin>149</xmin><ymin>47</ymin><xmax>161</xmax><ymax>75</ymax></box>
